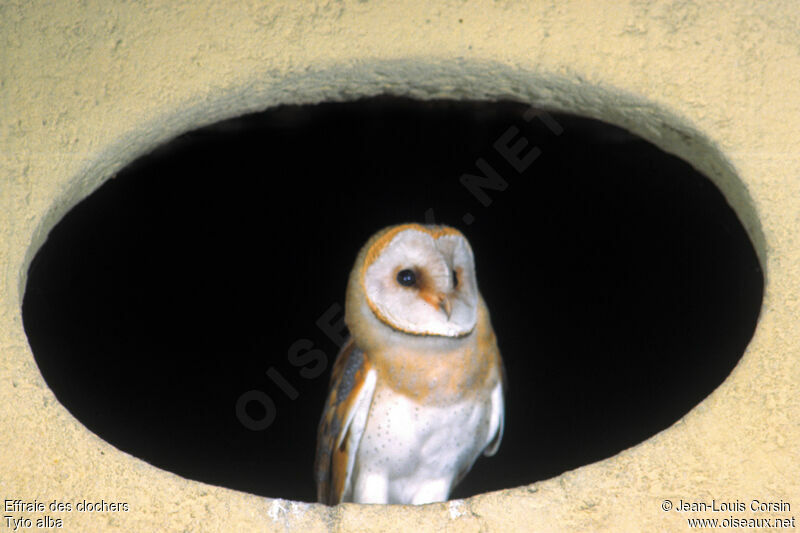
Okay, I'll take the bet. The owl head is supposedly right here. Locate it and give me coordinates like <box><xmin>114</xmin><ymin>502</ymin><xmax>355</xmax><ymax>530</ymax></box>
<box><xmin>345</xmin><ymin>224</ymin><xmax>480</xmax><ymax>341</ymax></box>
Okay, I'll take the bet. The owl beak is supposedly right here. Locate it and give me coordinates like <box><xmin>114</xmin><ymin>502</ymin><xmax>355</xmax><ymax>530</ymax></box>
<box><xmin>421</xmin><ymin>290</ymin><xmax>452</xmax><ymax>319</ymax></box>
<box><xmin>438</xmin><ymin>294</ymin><xmax>453</xmax><ymax>320</ymax></box>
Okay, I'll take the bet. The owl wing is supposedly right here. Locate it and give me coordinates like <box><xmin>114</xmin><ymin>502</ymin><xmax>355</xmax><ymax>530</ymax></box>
<box><xmin>314</xmin><ymin>338</ymin><xmax>377</xmax><ymax>505</ymax></box>
<box><xmin>483</xmin><ymin>344</ymin><xmax>506</xmax><ymax>457</ymax></box>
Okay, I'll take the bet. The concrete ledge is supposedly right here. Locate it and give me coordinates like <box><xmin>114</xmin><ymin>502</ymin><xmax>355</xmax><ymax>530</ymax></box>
<box><xmin>1</xmin><ymin>1</ymin><xmax>797</xmax><ymax>531</ymax></box>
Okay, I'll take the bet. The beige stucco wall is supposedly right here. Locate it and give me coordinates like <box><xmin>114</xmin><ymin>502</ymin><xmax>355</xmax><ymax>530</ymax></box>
<box><xmin>1</xmin><ymin>1</ymin><xmax>798</xmax><ymax>531</ymax></box>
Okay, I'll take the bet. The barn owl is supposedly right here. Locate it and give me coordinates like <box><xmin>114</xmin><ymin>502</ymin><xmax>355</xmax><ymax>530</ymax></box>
<box><xmin>315</xmin><ymin>223</ymin><xmax>505</xmax><ymax>505</ymax></box>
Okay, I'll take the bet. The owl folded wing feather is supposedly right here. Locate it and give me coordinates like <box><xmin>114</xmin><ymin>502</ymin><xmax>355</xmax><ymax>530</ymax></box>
<box><xmin>482</xmin><ymin>337</ymin><xmax>506</xmax><ymax>457</ymax></box>
<box><xmin>483</xmin><ymin>377</ymin><xmax>505</xmax><ymax>456</ymax></box>
<box><xmin>314</xmin><ymin>339</ymin><xmax>377</xmax><ymax>504</ymax></box>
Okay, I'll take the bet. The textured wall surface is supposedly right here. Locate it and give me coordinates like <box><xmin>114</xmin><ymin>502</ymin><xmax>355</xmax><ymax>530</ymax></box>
<box><xmin>1</xmin><ymin>1</ymin><xmax>798</xmax><ymax>531</ymax></box>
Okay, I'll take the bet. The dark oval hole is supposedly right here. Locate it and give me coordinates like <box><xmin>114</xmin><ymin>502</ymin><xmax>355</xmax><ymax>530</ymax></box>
<box><xmin>23</xmin><ymin>97</ymin><xmax>763</xmax><ymax>502</ymax></box>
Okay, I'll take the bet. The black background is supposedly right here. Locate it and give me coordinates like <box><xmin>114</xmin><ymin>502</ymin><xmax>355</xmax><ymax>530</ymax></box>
<box><xmin>23</xmin><ymin>97</ymin><xmax>763</xmax><ymax>502</ymax></box>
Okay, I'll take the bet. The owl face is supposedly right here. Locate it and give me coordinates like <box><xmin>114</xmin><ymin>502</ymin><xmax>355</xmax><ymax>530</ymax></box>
<box><xmin>359</xmin><ymin>224</ymin><xmax>479</xmax><ymax>337</ymax></box>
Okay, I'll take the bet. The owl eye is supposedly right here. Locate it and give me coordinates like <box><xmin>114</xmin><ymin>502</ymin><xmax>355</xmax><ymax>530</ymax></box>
<box><xmin>452</xmin><ymin>268</ymin><xmax>459</xmax><ymax>289</ymax></box>
<box><xmin>396</xmin><ymin>269</ymin><xmax>417</xmax><ymax>287</ymax></box>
